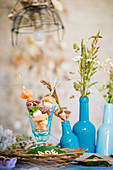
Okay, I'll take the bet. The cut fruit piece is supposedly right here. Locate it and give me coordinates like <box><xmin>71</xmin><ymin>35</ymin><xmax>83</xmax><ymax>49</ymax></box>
<box><xmin>41</xmin><ymin>123</ymin><xmax>47</xmax><ymax>130</ymax></box>
<box><xmin>44</xmin><ymin>102</ymin><xmax>52</xmax><ymax>109</ymax></box>
<box><xmin>42</xmin><ymin>96</ymin><xmax>55</xmax><ymax>104</ymax></box>
<box><xmin>32</xmin><ymin>114</ymin><xmax>47</xmax><ymax>122</ymax></box>
<box><xmin>21</xmin><ymin>89</ymin><xmax>33</xmax><ymax>99</ymax></box>
<box><xmin>36</xmin><ymin>123</ymin><xmax>42</xmax><ymax>130</ymax></box>
<box><xmin>36</xmin><ymin>123</ymin><xmax>47</xmax><ymax>130</ymax></box>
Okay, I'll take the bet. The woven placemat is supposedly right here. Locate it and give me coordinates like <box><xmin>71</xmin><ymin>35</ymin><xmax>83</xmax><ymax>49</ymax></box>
<box><xmin>0</xmin><ymin>148</ymin><xmax>88</xmax><ymax>168</ymax></box>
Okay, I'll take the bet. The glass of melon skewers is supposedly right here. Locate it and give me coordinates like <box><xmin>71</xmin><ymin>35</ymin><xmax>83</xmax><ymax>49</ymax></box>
<box><xmin>15</xmin><ymin>73</ymin><xmax>56</xmax><ymax>144</ymax></box>
<box><xmin>26</xmin><ymin>96</ymin><xmax>56</xmax><ymax>144</ymax></box>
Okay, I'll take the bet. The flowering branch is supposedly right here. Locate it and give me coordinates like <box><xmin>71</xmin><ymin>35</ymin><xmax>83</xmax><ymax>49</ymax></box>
<box><xmin>71</xmin><ymin>31</ymin><xmax>102</xmax><ymax>97</ymax></box>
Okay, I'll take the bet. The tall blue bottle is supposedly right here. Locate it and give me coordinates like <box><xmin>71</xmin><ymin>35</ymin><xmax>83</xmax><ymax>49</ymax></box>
<box><xmin>96</xmin><ymin>103</ymin><xmax>113</xmax><ymax>156</ymax></box>
<box><xmin>60</xmin><ymin>120</ymin><xmax>80</xmax><ymax>149</ymax></box>
<box><xmin>73</xmin><ymin>97</ymin><xmax>95</xmax><ymax>153</ymax></box>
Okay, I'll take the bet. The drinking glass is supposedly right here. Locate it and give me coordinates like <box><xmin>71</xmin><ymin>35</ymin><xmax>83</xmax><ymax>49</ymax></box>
<box><xmin>26</xmin><ymin>106</ymin><xmax>55</xmax><ymax>144</ymax></box>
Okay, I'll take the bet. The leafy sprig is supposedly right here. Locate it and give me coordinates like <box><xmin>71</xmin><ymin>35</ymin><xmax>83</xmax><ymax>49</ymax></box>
<box><xmin>99</xmin><ymin>59</ymin><xmax>113</xmax><ymax>104</ymax></box>
<box><xmin>12</xmin><ymin>134</ymin><xmax>36</xmax><ymax>149</ymax></box>
<box><xmin>71</xmin><ymin>31</ymin><xmax>102</xmax><ymax>97</ymax></box>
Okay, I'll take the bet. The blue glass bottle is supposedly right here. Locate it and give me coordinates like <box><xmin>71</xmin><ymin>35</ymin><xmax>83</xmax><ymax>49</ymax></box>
<box><xmin>73</xmin><ymin>97</ymin><xmax>95</xmax><ymax>153</ymax></box>
<box><xmin>60</xmin><ymin>120</ymin><xmax>80</xmax><ymax>149</ymax></box>
<box><xmin>96</xmin><ymin>103</ymin><xmax>113</xmax><ymax>156</ymax></box>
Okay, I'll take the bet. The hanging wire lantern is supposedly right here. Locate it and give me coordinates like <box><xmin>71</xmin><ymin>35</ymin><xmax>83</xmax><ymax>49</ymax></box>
<box><xmin>8</xmin><ymin>0</ymin><xmax>64</xmax><ymax>47</ymax></box>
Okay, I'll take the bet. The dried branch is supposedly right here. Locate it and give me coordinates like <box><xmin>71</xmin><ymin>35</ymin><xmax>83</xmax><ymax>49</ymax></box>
<box><xmin>41</xmin><ymin>80</ymin><xmax>71</xmax><ymax>120</ymax></box>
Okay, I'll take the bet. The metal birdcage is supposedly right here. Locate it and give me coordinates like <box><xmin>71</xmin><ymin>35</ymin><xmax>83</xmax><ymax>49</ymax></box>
<box><xmin>11</xmin><ymin>2</ymin><xmax>64</xmax><ymax>47</ymax></box>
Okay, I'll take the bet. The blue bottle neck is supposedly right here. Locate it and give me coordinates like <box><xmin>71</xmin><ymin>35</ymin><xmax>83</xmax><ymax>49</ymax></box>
<box><xmin>103</xmin><ymin>103</ymin><xmax>113</xmax><ymax>124</ymax></box>
<box><xmin>79</xmin><ymin>96</ymin><xmax>89</xmax><ymax>121</ymax></box>
<box><xmin>62</xmin><ymin>120</ymin><xmax>72</xmax><ymax>135</ymax></box>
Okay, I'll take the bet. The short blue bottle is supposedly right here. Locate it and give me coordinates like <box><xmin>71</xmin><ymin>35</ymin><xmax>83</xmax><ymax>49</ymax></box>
<box><xmin>73</xmin><ymin>97</ymin><xmax>95</xmax><ymax>153</ymax></box>
<box><xmin>60</xmin><ymin>120</ymin><xmax>80</xmax><ymax>149</ymax></box>
<box><xmin>96</xmin><ymin>103</ymin><xmax>113</xmax><ymax>156</ymax></box>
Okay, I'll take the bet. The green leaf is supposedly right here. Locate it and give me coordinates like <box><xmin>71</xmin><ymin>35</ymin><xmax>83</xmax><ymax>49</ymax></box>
<box><xmin>86</xmin><ymin>92</ymin><xmax>91</xmax><ymax>95</ymax></box>
<box><xmin>77</xmin><ymin>155</ymin><xmax>111</xmax><ymax>167</ymax></box>
<box><xmin>69</xmin><ymin>72</ymin><xmax>75</xmax><ymax>74</ymax></box>
<box><xmin>92</xmin><ymin>67</ymin><xmax>98</xmax><ymax>71</ymax></box>
<box><xmin>86</xmin><ymin>155</ymin><xmax>103</xmax><ymax>159</ymax></box>
<box><xmin>23</xmin><ymin>134</ymin><xmax>27</xmax><ymax>138</ymax></box>
<box><xmin>103</xmin><ymin>95</ymin><xmax>107</xmax><ymax>98</ymax></box>
<box><xmin>73</xmin><ymin>43</ymin><xmax>80</xmax><ymax>52</ymax></box>
<box><xmin>99</xmin><ymin>88</ymin><xmax>103</xmax><ymax>92</ymax></box>
<box><xmin>77</xmin><ymin>80</ymin><xmax>83</xmax><ymax>85</ymax></box>
<box><xmin>90</xmin><ymin>70</ymin><xmax>97</xmax><ymax>77</ymax></box>
<box><xmin>79</xmin><ymin>161</ymin><xmax>112</xmax><ymax>167</ymax></box>
<box><xmin>29</xmin><ymin>106</ymin><xmax>41</xmax><ymax>116</ymax></box>
<box><xmin>74</xmin><ymin>82</ymin><xmax>81</xmax><ymax>91</ymax></box>
<box><xmin>88</xmin><ymin>81</ymin><xmax>98</xmax><ymax>88</ymax></box>
<box><xmin>99</xmin><ymin>65</ymin><xmax>103</xmax><ymax>70</ymax></box>
<box><xmin>107</xmin><ymin>85</ymin><xmax>109</xmax><ymax>88</ymax></box>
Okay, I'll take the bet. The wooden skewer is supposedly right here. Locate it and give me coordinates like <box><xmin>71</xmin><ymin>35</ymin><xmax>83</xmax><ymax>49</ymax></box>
<box><xmin>14</xmin><ymin>73</ymin><xmax>26</xmax><ymax>90</ymax></box>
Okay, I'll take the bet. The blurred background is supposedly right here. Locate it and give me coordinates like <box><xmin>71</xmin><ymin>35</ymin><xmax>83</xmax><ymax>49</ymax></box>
<box><xmin>0</xmin><ymin>0</ymin><xmax>113</xmax><ymax>143</ymax></box>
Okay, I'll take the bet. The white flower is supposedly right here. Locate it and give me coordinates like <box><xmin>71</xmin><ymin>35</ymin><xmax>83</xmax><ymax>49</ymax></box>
<box><xmin>2</xmin><ymin>144</ymin><xmax>7</xmax><ymax>150</ymax></box>
<box><xmin>4</xmin><ymin>129</ymin><xmax>13</xmax><ymax>138</ymax></box>
<box><xmin>0</xmin><ymin>126</ymin><xmax>17</xmax><ymax>151</ymax></box>
<box><xmin>72</xmin><ymin>56</ymin><xmax>83</xmax><ymax>62</ymax></box>
<box><xmin>96</xmin><ymin>60</ymin><xmax>100</xmax><ymax>64</ymax></box>
<box><xmin>107</xmin><ymin>71</ymin><xmax>110</xmax><ymax>74</ymax></box>
<box><xmin>105</xmin><ymin>58</ymin><xmax>111</xmax><ymax>62</ymax></box>
<box><xmin>110</xmin><ymin>62</ymin><xmax>113</xmax><ymax>67</ymax></box>
<box><xmin>86</xmin><ymin>59</ymin><xmax>92</xmax><ymax>62</ymax></box>
<box><xmin>4</xmin><ymin>139</ymin><xmax>8</xmax><ymax>144</ymax></box>
<box><xmin>5</xmin><ymin>140</ymin><xmax>12</xmax><ymax>148</ymax></box>
<box><xmin>86</xmin><ymin>59</ymin><xmax>100</xmax><ymax>64</ymax></box>
<box><xmin>93</xmin><ymin>60</ymin><xmax>100</xmax><ymax>64</ymax></box>
<box><xmin>13</xmin><ymin>137</ymin><xmax>16</xmax><ymax>144</ymax></box>
<box><xmin>7</xmin><ymin>136</ymin><xmax>13</xmax><ymax>143</ymax></box>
